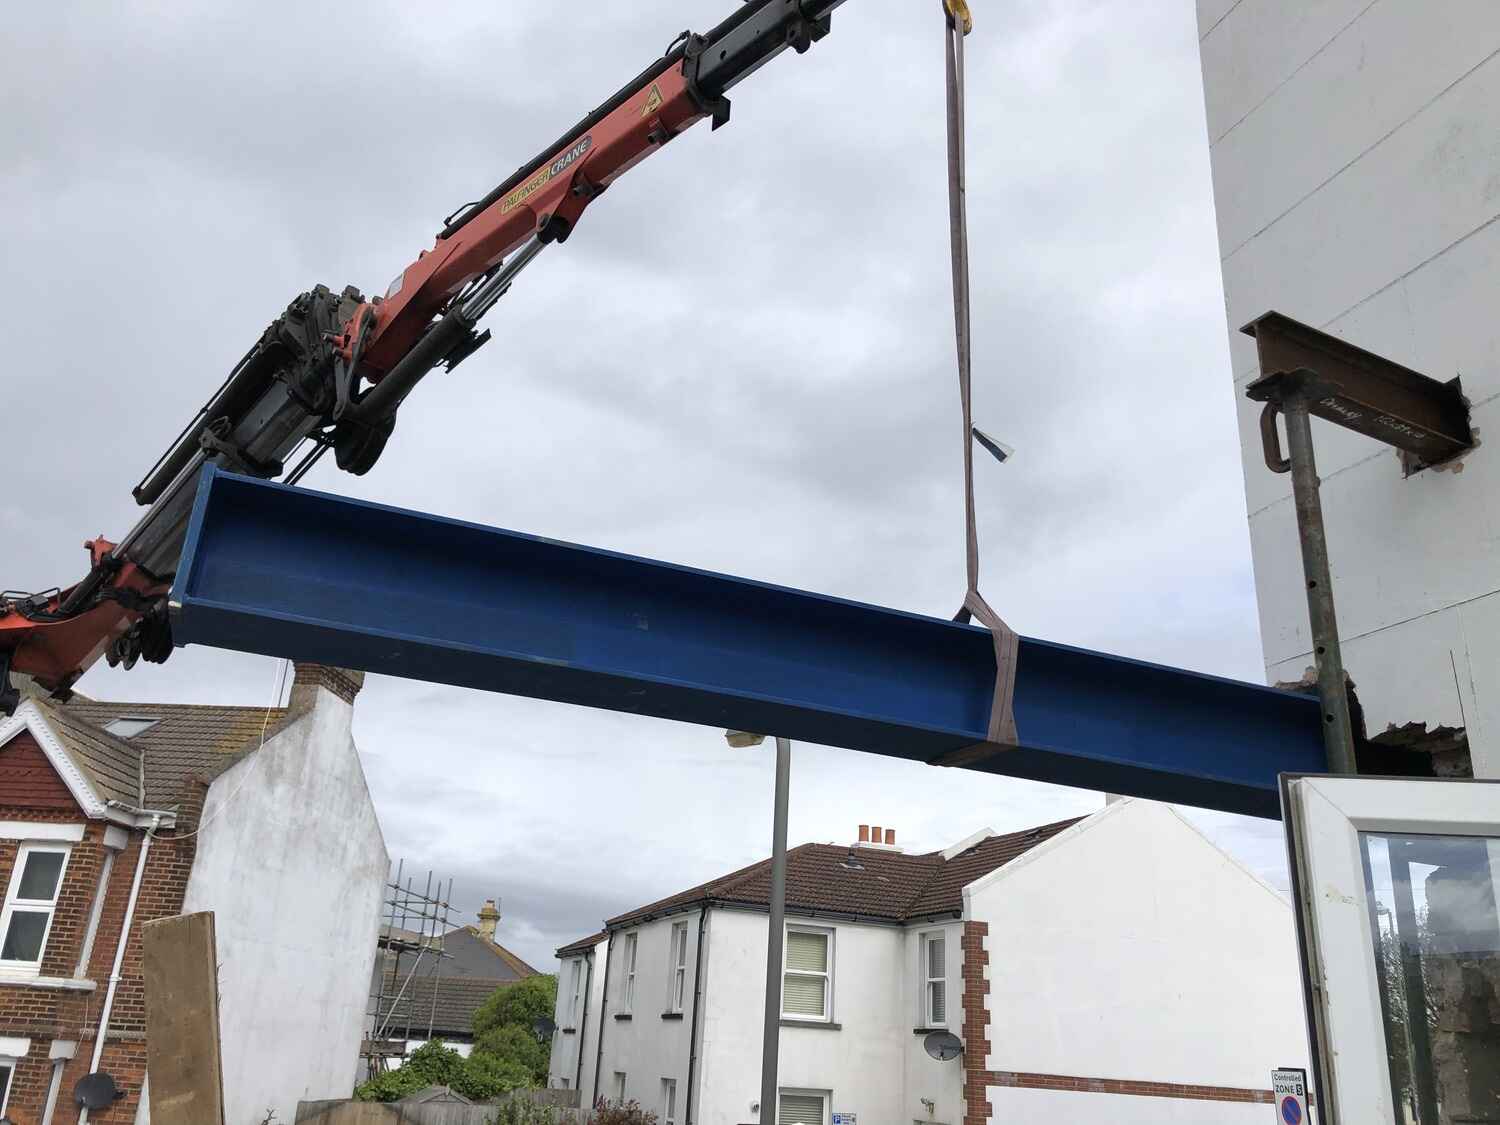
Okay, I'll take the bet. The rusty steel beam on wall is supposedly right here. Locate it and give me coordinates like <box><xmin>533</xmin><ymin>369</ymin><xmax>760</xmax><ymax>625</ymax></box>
<box><xmin>1243</xmin><ymin>311</ymin><xmax>1473</xmax><ymax>470</ymax></box>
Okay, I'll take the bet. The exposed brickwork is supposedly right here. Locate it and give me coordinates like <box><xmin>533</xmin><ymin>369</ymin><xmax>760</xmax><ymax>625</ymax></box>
<box><xmin>0</xmin><ymin>786</ymin><xmax>200</xmax><ymax>1123</ymax></box>
<box><xmin>0</xmin><ymin>732</ymin><xmax>79</xmax><ymax>810</ymax></box>
<box><xmin>290</xmin><ymin>663</ymin><xmax>364</xmax><ymax>708</ymax></box>
<box><xmin>961</xmin><ymin>920</ymin><xmax>991</xmax><ymax>1125</ymax></box>
<box><xmin>983</xmin><ymin>1069</ymin><xmax>1274</xmax><ymax>1103</ymax></box>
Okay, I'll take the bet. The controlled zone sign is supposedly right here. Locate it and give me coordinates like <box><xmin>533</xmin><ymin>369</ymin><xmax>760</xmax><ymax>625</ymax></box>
<box><xmin>1271</xmin><ymin>1067</ymin><xmax>1308</xmax><ymax>1124</ymax></box>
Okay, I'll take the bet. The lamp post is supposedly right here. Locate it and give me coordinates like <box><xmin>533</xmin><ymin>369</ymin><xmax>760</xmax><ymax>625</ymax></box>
<box><xmin>726</xmin><ymin>730</ymin><xmax>791</xmax><ymax>1125</ymax></box>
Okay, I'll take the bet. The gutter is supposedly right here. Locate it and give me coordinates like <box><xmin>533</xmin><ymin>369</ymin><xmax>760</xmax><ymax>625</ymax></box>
<box><xmin>684</xmin><ymin>907</ymin><xmax>709</xmax><ymax>1125</ymax></box>
<box><xmin>78</xmin><ymin>813</ymin><xmax>159</xmax><ymax>1124</ymax></box>
<box><xmin>104</xmin><ymin>799</ymin><xmax>177</xmax><ymax>831</ymax></box>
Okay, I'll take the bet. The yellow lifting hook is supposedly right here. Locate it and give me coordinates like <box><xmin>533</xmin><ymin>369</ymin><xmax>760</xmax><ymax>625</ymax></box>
<box><xmin>944</xmin><ymin>0</ymin><xmax>974</xmax><ymax>35</ymax></box>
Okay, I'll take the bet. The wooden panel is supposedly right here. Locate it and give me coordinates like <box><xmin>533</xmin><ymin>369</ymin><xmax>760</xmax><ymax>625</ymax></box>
<box><xmin>0</xmin><ymin>730</ymin><xmax>81</xmax><ymax>812</ymax></box>
<box><xmin>144</xmin><ymin>911</ymin><xmax>225</xmax><ymax>1125</ymax></box>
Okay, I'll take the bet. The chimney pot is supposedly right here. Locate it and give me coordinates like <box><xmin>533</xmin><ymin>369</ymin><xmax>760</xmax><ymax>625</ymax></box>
<box><xmin>858</xmin><ymin>825</ymin><xmax>870</xmax><ymax>843</ymax></box>
<box><xmin>871</xmin><ymin>825</ymin><xmax>883</xmax><ymax>843</ymax></box>
<box><xmin>885</xmin><ymin>828</ymin><xmax>896</xmax><ymax>845</ymax></box>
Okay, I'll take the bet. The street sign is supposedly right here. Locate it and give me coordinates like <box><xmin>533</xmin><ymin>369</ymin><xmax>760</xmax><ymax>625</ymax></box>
<box><xmin>1271</xmin><ymin>1067</ymin><xmax>1308</xmax><ymax>1125</ymax></box>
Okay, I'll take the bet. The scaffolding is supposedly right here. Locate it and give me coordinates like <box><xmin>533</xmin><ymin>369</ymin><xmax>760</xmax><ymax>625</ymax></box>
<box><xmin>362</xmin><ymin>860</ymin><xmax>456</xmax><ymax>1080</ymax></box>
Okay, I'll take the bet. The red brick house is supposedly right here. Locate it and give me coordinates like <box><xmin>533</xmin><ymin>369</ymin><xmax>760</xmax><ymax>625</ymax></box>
<box><xmin>0</xmin><ymin>664</ymin><xmax>387</xmax><ymax>1125</ymax></box>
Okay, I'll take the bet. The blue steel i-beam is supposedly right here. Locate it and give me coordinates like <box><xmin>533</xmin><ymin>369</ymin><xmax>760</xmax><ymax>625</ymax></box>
<box><xmin>171</xmin><ymin>468</ymin><xmax>1325</xmax><ymax>817</ymax></box>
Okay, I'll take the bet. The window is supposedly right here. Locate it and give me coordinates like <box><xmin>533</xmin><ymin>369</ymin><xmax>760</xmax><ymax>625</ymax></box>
<box><xmin>101</xmin><ymin>715</ymin><xmax>161</xmax><ymax>739</ymax></box>
<box><xmin>661</xmin><ymin>1077</ymin><xmax>678</xmax><ymax>1125</ymax></box>
<box><xmin>0</xmin><ymin>1057</ymin><xmax>11</xmax><ymax>1115</ymax></box>
<box><xmin>567</xmin><ymin>959</ymin><xmax>582</xmax><ymax>1027</ymax></box>
<box><xmin>922</xmin><ymin>931</ymin><xmax>947</xmax><ymax>1026</ymax></box>
<box><xmin>778</xmin><ymin>1090</ymin><xmax>827</xmax><ymax>1125</ymax></box>
<box><xmin>612</xmin><ymin>1071</ymin><xmax>627</xmax><ymax>1102</ymax></box>
<box><xmin>621</xmin><ymin>932</ymin><xmax>638</xmax><ymax>1011</ymax></box>
<box><xmin>782</xmin><ymin>927</ymin><xmax>832</xmax><ymax>1021</ymax></box>
<box><xmin>667</xmin><ymin>922</ymin><xmax>688</xmax><ymax>1012</ymax></box>
<box><xmin>0</xmin><ymin>845</ymin><xmax>70</xmax><ymax>969</ymax></box>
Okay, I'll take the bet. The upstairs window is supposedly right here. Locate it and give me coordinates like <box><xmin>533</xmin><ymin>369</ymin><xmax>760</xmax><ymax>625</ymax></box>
<box><xmin>0</xmin><ymin>845</ymin><xmax>70</xmax><ymax>970</ymax></box>
<box><xmin>621</xmin><ymin>933</ymin><xmax>638</xmax><ymax>1011</ymax></box>
<box><xmin>922</xmin><ymin>931</ymin><xmax>947</xmax><ymax>1026</ymax></box>
<box><xmin>782</xmin><ymin>927</ymin><xmax>832</xmax><ymax>1021</ymax></box>
<box><xmin>667</xmin><ymin>922</ymin><xmax>688</xmax><ymax>1013</ymax></box>
<box><xmin>567</xmin><ymin>959</ymin><xmax>583</xmax><ymax>1027</ymax></box>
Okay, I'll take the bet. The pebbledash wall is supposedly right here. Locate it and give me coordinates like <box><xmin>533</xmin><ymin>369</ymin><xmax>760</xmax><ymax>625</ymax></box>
<box><xmin>175</xmin><ymin>676</ymin><xmax>388</xmax><ymax>1125</ymax></box>
<box><xmin>1196</xmin><ymin>0</ymin><xmax>1500</xmax><ymax>774</ymax></box>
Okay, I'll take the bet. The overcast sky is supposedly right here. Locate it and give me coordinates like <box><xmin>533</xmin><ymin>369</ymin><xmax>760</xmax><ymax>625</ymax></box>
<box><xmin>1</xmin><ymin>0</ymin><xmax>1286</xmax><ymax>971</ymax></box>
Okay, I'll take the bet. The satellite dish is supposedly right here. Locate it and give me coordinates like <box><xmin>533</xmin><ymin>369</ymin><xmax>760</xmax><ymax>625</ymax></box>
<box><xmin>533</xmin><ymin>1015</ymin><xmax>558</xmax><ymax>1038</ymax></box>
<box><xmin>73</xmin><ymin>1072</ymin><xmax>122</xmax><ymax>1109</ymax></box>
<box><xmin>923</xmin><ymin>1030</ymin><xmax>963</xmax><ymax>1062</ymax></box>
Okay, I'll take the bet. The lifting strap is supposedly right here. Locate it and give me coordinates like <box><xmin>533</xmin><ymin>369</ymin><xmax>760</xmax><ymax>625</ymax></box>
<box><xmin>943</xmin><ymin>0</ymin><xmax>1020</xmax><ymax>748</ymax></box>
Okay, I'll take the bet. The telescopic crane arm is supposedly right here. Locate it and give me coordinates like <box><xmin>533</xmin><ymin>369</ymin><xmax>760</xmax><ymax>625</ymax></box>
<box><xmin>0</xmin><ymin>0</ymin><xmax>849</xmax><ymax>710</ymax></box>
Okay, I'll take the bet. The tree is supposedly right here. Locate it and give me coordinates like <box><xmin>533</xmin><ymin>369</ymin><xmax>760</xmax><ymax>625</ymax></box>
<box><xmin>353</xmin><ymin>1040</ymin><xmax>534</xmax><ymax>1102</ymax></box>
<box><xmin>472</xmin><ymin>974</ymin><xmax>557</xmax><ymax>1040</ymax></box>
<box><xmin>475</xmin><ymin>1024</ymin><xmax>550</xmax><ymax>1085</ymax></box>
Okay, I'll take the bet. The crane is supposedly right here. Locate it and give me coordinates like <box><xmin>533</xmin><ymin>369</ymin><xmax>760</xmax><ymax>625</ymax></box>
<box><xmin>0</xmin><ymin>0</ymin><xmax>871</xmax><ymax>712</ymax></box>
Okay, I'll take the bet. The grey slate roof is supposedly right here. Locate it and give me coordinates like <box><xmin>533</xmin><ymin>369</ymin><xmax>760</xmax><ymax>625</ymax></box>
<box><xmin>601</xmin><ymin>817</ymin><xmax>1084</xmax><ymax>931</ymax></box>
<box><xmin>29</xmin><ymin>698</ymin><xmax>143</xmax><ymax>807</ymax></box>
<box><xmin>556</xmin><ymin>930</ymin><xmax>608</xmax><ymax>958</ymax></box>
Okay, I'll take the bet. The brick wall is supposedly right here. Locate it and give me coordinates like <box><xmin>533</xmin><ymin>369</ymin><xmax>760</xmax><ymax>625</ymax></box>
<box><xmin>960</xmin><ymin>920</ymin><xmax>990</xmax><ymax>1125</ymax></box>
<box><xmin>0</xmin><ymin>785</ymin><xmax>202</xmax><ymax>1125</ymax></box>
<box><xmin>0</xmin><ymin>733</ymin><xmax>77</xmax><ymax>811</ymax></box>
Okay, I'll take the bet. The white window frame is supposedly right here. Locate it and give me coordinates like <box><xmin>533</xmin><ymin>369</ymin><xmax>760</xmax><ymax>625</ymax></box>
<box><xmin>1284</xmin><ymin>775</ymin><xmax>1500</xmax><ymax>1124</ymax></box>
<box><xmin>612</xmin><ymin>1070</ymin><xmax>627</xmax><ymax>1102</ymax></box>
<box><xmin>661</xmin><ymin>1076</ymin><xmax>678</xmax><ymax>1125</ymax></box>
<box><xmin>0</xmin><ymin>1055</ymin><xmax>12</xmax><ymax>1116</ymax></box>
<box><xmin>621</xmin><ymin>932</ymin><xmax>638</xmax><ymax>1012</ymax></box>
<box><xmin>0</xmin><ymin>843</ymin><xmax>71</xmax><ymax>973</ymax></box>
<box><xmin>921</xmin><ymin>930</ymin><xmax>947</xmax><ymax>1027</ymax></box>
<box><xmin>777</xmin><ymin>1088</ymin><xmax>829</xmax><ymax>1125</ymax></box>
<box><xmin>667</xmin><ymin>921</ymin><xmax>688</xmax><ymax>1013</ymax></box>
<box><xmin>566</xmin><ymin>958</ymin><xmax>582</xmax><ymax>1028</ymax></box>
<box><xmin>781</xmin><ymin>925</ymin><xmax>833</xmax><ymax>1023</ymax></box>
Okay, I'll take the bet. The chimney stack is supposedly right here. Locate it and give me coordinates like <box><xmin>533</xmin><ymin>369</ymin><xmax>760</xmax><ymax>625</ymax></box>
<box><xmin>854</xmin><ymin>824</ymin><xmax>902</xmax><ymax>852</ymax></box>
<box><xmin>288</xmin><ymin>663</ymin><xmax>366</xmax><ymax>716</ymax></box>
<box><xmin>477</xmin><ymin>899</ymin><xmax>501</xmax><ymax>941</ymax></box>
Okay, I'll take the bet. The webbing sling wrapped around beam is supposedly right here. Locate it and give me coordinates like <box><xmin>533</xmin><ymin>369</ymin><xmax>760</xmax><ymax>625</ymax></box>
<box><xmin>942</xmin><ymin>0</ymin><xmax>1020</xmax><ymax>749</ymax></box>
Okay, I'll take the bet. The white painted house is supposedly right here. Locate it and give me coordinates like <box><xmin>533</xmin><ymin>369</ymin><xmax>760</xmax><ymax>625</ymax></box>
<box><xmin>0</xmin><ymin>663</ymin><xmax>387</xmax><ymax>1125</ymax></box>
<box><xmin>1196</xmin><ymin>0</ymin><xmax>1500</xmax><ymax>774</ymax></box>
<box><xmin>548</xmin><ymin>799</ymin><xmax>1309</xmax><ymax>1124</ymax></box>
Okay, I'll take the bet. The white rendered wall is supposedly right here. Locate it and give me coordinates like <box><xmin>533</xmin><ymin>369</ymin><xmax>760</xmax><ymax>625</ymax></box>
<box><xmin>549</xmin><ymin>942</ymin><xmax>607</xmax><ymax>1096</ymax></box>
<box><xmin>989</xmin><ymin>1088</ymin><xmax>1274</xmax><ymax>1123</ymax></box>
<box><xmin>594</xmin><ymin>911</ymin><xmax>703</xmax><ymax>1114</ymax></box>
<box><xmin>180</xmin><ymin>689</ymin><xmax>389</xmax><ymax>1124</ymax></box>
<box><xmin>1197</xmin><ymin>0</ymin><xmax>1500</xmax><ymax>773</ymax></box>
<box><xmin>964</xmin><ymin>801</ymin><xmax>1308</xmax><ymax>1109</ymax></box>
<box><xmin>693</xmin><ymin>909</ymin><xmax>912</xmax><ymax>1125</ymax></box>
<box><xmin>900</xmin><ymin>921</ymin><xmax>965</xmax><ymax>1125</ymax></box>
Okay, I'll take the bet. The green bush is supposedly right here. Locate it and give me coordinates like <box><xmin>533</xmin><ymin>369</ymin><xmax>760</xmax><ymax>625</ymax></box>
<box><xmin>588</xmin><ymin>1099</ymin><xmax>658</xmax><ymax>1125</ymax></box>
<box><xmin>353</xmin><ymin>1039</ymin><xmax>532</xmax><ymax>1102</ymax></box>
<box><xmin>472</xmin><ymin>974</ymin><xmax>558</xmax><ymax>1040</ymax></box>
<box><xmin>474</xmin><ymin>1023</ymin><xmax>550</xmax><ymax>1084</ymax></box>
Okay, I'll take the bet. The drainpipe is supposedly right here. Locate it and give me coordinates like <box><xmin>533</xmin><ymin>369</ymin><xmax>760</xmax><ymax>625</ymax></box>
<box><xmin>591</xmin><ymin>934</ymin><xmax>614</xmax><ymax>1109</ymax></box>
<box><xmin>683</xmin><ymin>907</ymin><xmax>709</xmax><ymax>1125</ymax></box>
<box><xmin>78</xmin><ymin>815</ymin><xmax>158</xmax><ymax>1124</ymax></box>
<box><xmin>573</xmin><ymin>950</ymin><xmax>594</xmax><ymax>1093</ymax></box>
